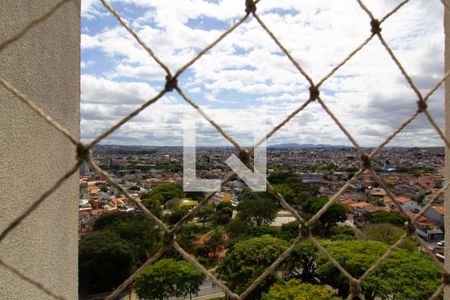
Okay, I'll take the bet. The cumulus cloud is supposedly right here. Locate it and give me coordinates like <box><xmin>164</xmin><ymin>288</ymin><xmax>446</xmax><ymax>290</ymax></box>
<box><xmin>80</xmin><ymin>0</ymin><xmax>446</xmax><ymax>147</ymax></box>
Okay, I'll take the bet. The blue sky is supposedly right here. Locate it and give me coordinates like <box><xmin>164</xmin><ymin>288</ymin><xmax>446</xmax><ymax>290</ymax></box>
<box><xmin>80</xmin><ymin>0</ymin><xmax>446</xmax><ymax>147</ymax></box>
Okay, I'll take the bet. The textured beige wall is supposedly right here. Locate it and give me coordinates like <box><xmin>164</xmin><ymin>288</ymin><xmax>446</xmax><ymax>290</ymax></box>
<box><xmin>0</xmin><ymin>0</ymin><xmax>80</xmax><ymax>299</ymax></box>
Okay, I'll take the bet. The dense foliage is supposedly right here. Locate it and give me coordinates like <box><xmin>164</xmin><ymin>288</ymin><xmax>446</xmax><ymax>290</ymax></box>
<box><xmin>197</xmin><ymin>205</ymin><xmax>215</xmax><ymax>227</ymax></box>
<box><xmin>79</xmin><ymin>213</ymin><xmax>161</xmax><ymax>295</ymax></box>
<box><xmin>369</xmin><ymin>211</ymin><xmax>407</xmax><ymax>226</ymax></box>
<box><xmin>167</xmin><ymin>206</ymin><xmax>190</xmax><ymax>225</ymax></box>
<box><xmin>316</xmin><ymin>240</ymin><xmax>441</xmax><ymax>299</ymax></box>
<box><xmin>92</xmin><ymin>211</ymin><xmax>161</xmax><ymax>264</ymax></box>
<box><xmin>237</xmin><ymin>191</ymin><xmax>279</xmax><ymax>226</ymax></box>
<box><xmin>282</xmin><ymin>240</ymin><xmax>318</xmax><ymax>282</ymax></box>
<box><xmin>262</xmin><ymin>279</ymin><xmax>342</xmax><ymax>300</ymax></box>
<box><xmin>79</xmin><ymin>172</ymin><xmax>441</xmax><ymax>300</ymax></box>
<box><xmin>215</xmin><ymin>201</ymin><xmax>234</xmax><ymax>224</ymax></box>
<box><xmin>218</xmin><ymin>235</ymin><xmax>288</xmax><ymax>299</ymax></box>
<box><xmin>79</xmin><ymin>231</ymin><xmax>136</xmax><ymax>295</ymax></box>
<box><xmin>135</xmin><ymin>259</ymin><xmax>205</xmax><ymax>300</ymax></box>
<box><xmin>302</xmin><ymin>197</ymin><xmax>347</xmax><ymax>229</ymax></box>
<box><xmin>141</xmin><ymin>183</ymin><xmax>183</xmax><ymax>205</ymax></box>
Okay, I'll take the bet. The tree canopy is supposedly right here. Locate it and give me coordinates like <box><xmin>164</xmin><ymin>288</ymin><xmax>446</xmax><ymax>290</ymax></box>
<box><xmin>79</xmin><ymin>231</ymin><xmax>136</xmax><ymax>295</ymax></box>
<box><xmin>369</xmin><ymin>211</ymin><xmax>407</xmax><ymax>227</ymax></box>
<box><xmin>80</xmin><ymin>212</ymin><xmax>162</xmax><ymax>295</ymax></box>
<box><xmin>302</xmin><ymin>197</ymin><xmax>347</xmax><ymax>229</ymax></box>
<box><xmin>273</xmin><ymin>183</ymin><xmax>295</xmax><ymax>203</ymax></box>
<box><xmin>92</xmin><ymin>211</ymin><xmax>161</xmax><ymax>264</ymax></box>
<box><xmin>167</xmin><ymin>206</ymin><xmax>190</xmax><ymax>225</ymax></box>
<box><xmin>315</xmin><ymin>240</ymin><xmax>441</xmax><ymax>299</ymax></box>
<box><xmin>197</xmin><ymin>205</ymin><xmax>215</xmax><ymax>227</ymax></box>
<box><xmin>135</xmin><ymin>258</ymin><xmax>205</xmax><ymax>300</ymax></box>
<box><xmin>215</xmin><ymin>201</ymin><xmax>234</xmax><ymax>224</ymax></box>
<box><xmin>363</xmin><ymin>223</ymin><xmax>404</xmax><ymax>245</ymax></box>
<box><xmin>237</xmin><ymin>191</ymin><xmax>279</xmax><ymax>226</ymax></box>
<box><xmin>205</xmin><ymin>229</ymin><xmax>225</xmax><ymax>258</ymax></box>
<box><xmin>226</xmin><ymin>217</ymin><xmax>250</xmax><ymax>239</ymax></box>
<box><xmin>218</xmin><ymin>235</ymin><xmax>288</xmax><ymax>299</ymax></box>
<box><xmin>141</xmin><ymin>183</ymin><xmax>183</xmax><ymax>205</ymax></box>
<box><xmin>262</xmin><ymin>279</ymin><xmax>341</xmax><ymax>300</ymax></box>
<box><xmin>141</xmin><ymin>197</ymin><xmax>163</xmax><ymax>218</ymax></box>
<box><xmin>282</xmin><ymin>240</ymin><xmax>317</xmax><ymax>282</ymax></box>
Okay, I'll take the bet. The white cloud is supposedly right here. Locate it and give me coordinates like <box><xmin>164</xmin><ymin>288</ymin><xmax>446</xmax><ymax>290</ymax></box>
<box><xmin>81</xmin><ymin>0</ymin><xmax>105</xmax><ymax>20</ymax></box>
<box><xmin>80</xmin><ymin>0</ymin><xmax>446</xmax><ymax>147</ymax></box>
<box><xmin>81</xmin><ymin>75</ymin><xmax>158</xmax><ymax>105</ymax></box>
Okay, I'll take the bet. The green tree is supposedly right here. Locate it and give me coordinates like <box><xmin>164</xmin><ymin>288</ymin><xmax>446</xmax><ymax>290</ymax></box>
<box><xmin>197</xmin><ymin>205</ymin><xmax>215</xmax><ymax>227</ymax></box>
<box><xmin>93</xmin><ymin>211</ymin><xmax>134</xmax><ymax>230</ymax></box>
<box><xmin>196</xmin><ymin>245</ymin><xmax>212</xmax><ymax>258</ymax></box>
<box><xmin>226</xmin><ymin>217</ymin><xmax>250</xmax><ymax>239</ymax></box>
<box><xmin>328</xmin><ymin>226</ymin><xmax>356</xmax><ymax>241</ymax></box>
<box><xmin>280</xmin><ymin>220</ymin><xmax>300</xmax><ymax>240</ymax></box>
<box><xmin>282</xmin><ymin>240</ymin><xmax>317</xmax><ymax>282</ymax></box>
<box><xmin>268</xmin><ymin>172</ymin><xmax>314</xmax><ymax>205</ymax></box>
<box><xmin>295</xmin><ymin>191</ymin><xmax>311</xmax><ymax>206</ymax></box>
<box><xmin>363</xmin><ymin>223</ymin><xmax>415</xmax><ymax>250</ymax></box>
<box><xmin>237</xmin><ymin>191</ymin><xmax>279</xmax><ymax>226</ymax></box>
<box><xmin>164</xmin><ymin>198</ymin><xmax>182</xmax><ymax>210</ymax></box>
<box><xmin>141</xmin><ymin>197</ymin><xmax>163</xmax><ymax>218</ymax></box>
<box><xmin>362</xmin><ymin>249</ymin><xmax>441</xmax><ymax>300</ymax></box>
<box><xmin>174</xmin><ymin>223</ymin><xmax>208</xmax><ymax>255</ymax></box>
<box><xmin>205</xmin><ymin>230</ymin><xmax>225</xmax><ymax>258</ymax></box>
<box><xmin>247</xmin><ymin>225</ymin><xmax>281</xmax><ymax>238</ymax></box>
<box><xmin>268</xmin><ymin>172</ymin><xmax>298</xmax><ymax>185</ymax></box>
<box><xmin>79</xmin><ymin>231</ymin><xmax>136</xmax><ymax>295</ymax></box>
<box><xmin>369</xmin><ymin>211</ymin><xmax>407</xmax><ymax>226</ymax></box>
<box><xmin>262</xmin><ymin>279</ymin><xmax>341</xmax><ymax>300</ymax></box>
<box><xmin>303</xmin><ymin>197</ymin><xmax>347</xmax><ymax>230</ymax></box>
<box><xmin>216</xmin><ymin>201</ymin><xmax>234</xmax><ymax>211</ymax></box>
<box><xmin>215</xmin><ymin>202</ymin><xmax>234</xmax><ymax>225</ymax></box>
<box><xmin>92</xmin><ymin>212</ymin><xmax>161</xmax><ymax>264</ymax></box>
<box><xmin>141</xmin><ymin>183</ymin><xmax>183</xmax><ymax>205</ymax></box>
<box><xmin>218</xmin><ymin>235</ymin><xmax>288</xmax><ymax>299</ymax></box>
<box><xmin>108</xmin><ymin>217</ymin><xmax>161</xmax><ymax>264</ymax></box>
<box><xmin>167</xmin><ymin>207</ymin><xmax>190</xmax><ymax>225</ymax></box>
<box><xmin>185</xmin><ymin>191</ymin><xmax>205</xmax><ymax>201</ymax></box>
<box><xmin>364</xmin><ymin>223</ymin><xmax>403</xmax><ymax>245</ymax></box>
<box><xmin>135</xmin><ymin>259</ymin><xmax>205</xmax><ymax>300</ymax></box>
<box><xmin>316</xmin><ymin>240</ymin><xmax>441</xmax><ymax>299</ymax></box>
<box><xmin>274</xmin><ymin>183</ymin><xmax>295</xmax><ymax>203</ymax></box>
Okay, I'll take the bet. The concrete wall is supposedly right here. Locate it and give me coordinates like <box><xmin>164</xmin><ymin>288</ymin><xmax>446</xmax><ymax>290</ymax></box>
<box><xmin>0</xmin><ymin>1</ymin><xmax>80</xmax><ymax>299</ymax></box>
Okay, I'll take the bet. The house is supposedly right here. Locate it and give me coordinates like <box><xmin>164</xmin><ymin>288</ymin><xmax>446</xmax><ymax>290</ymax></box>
<box><xmin>212</xmin><ymin>192</ymin><xmax>235</xmax><ymax>206</ymax></box>
<box><xmin>382</xmin><ymin>196</ymin><xmax>418</xmax><ymax>212</ymax></box>
<box><xmin>369</xmin><ymin>189</ymin><xmax>387</xmax><ymax>199</ymax></box>
<box><xmin>299</xmin><ymin>173</ymin><xmax>321</xmax><ymax>184</ymax></box>
<box><xmin>79</xmin><ymin>208</ymin><xmax>108</xmax><ymax>228</ymax></box>
<box><xmin>336</xmin><ymin>194</ymin><xmax>358</xmax><ymax>205</ymax></box>
<box><xmin>423</xmin><ymin>205</ymin><xmax>445</xmax><ymax>225</ymax></box>
<box><xmin>79</xmin><ymin>199</ymin><xmax>92</xmax><ymax>211</ymax></box>
<box><xmin>347</xmin><ymin>202</ymin><xmax>376</xmax><ymax>214</ymax></box>
<box><xmin>383</xmin><ymin>175</ymin><xmax>399</xmax><ymax>185</ymax></box>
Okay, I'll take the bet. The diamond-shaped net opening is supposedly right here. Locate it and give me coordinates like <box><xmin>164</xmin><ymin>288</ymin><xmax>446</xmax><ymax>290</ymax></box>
<box><xmin>1</xmin><ymin>0</ymin><xmax>450</xmax><ymax>299</ymax></box>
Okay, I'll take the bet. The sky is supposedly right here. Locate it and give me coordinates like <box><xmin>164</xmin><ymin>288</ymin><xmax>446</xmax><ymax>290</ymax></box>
<box><xmin>80</xmin><ymin>0</ymin><xmax>446</xmax><ymax>147</ymax></box>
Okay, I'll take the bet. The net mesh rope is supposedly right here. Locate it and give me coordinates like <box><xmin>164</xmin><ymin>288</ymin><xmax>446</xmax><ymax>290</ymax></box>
<box><xmin>1</xmin><ymin>0</ymin><xmax>450</xmax><ymax>299</ymax></box>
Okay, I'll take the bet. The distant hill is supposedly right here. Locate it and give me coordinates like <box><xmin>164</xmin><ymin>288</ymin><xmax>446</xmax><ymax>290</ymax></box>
<box><xmin>268</xmin><ymin>143</ymin><xmax>349</xmax><ymax>148</ymax></box>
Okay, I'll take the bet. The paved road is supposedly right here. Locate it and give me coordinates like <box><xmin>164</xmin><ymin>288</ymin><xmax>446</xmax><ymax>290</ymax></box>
<box><xmin>169</xmin><ymin>279</ymin><xmax>224</xmax><ymax>300</ymax></box>
<box><xmin>271</xmin><ymin>210</ymin><xmax>296</xmax><ymax>226</ymax></box>
<box><xmin>121</xmin><ymin>279</ymin><xmax>224</xmax><ymax>300</ymax></box>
